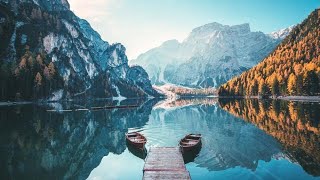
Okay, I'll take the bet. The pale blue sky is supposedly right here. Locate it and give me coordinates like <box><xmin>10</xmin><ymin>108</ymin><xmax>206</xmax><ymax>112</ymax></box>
<box><xmin>69</xmin><ymin>0</ymin><xmax>320</xmax><ymax>59</ymax></box>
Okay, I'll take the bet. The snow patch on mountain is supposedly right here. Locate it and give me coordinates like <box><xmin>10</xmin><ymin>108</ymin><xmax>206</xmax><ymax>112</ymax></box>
<box><xmin>32</xmin><ymin>0</ymin><xmax>39</xmax><ymax>5</ymax></box>
<box><xmin>269</xmin><ymin>25</ymin><xmax>295</xmax><ymax>39</ymax></box>
<box><xmin>43</xmin><ymin>33</ymin><xmax>66</xmax><ymax>54</ymax></box>
<box><xmin>62</xmin><ymin>69</ymin><xmax>70</xmax><ymax>83</ymax></box>
<box><xmin>63</xmin><ymin>20</ymin><xmax>79</xmax><ymax>38</ymax></box>
<box><xmin>52</xmin><ymin>54</ymin><xmax>58</xmax><ymax>62</ymax></box>
<box><xmin>49</xmin><ymin>89</ymin><xmax>64</xmax><ymax>101</ymax></box>
<box><xmin>112</xmin><ymin>85</ymin><xmax>127</xmax><ymax>101</ymax></box>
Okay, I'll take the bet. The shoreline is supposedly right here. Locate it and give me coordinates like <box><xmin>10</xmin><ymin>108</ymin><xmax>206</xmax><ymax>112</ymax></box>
<box><xmin>1</xmin><ymin>96</ymin><xmax>319</xmax><ymax>106</ymax></box>
<box><xmin>219</xmin><ymin>95</ymin><xmax>320</xmax><ymax>102</ymax></box>
<box><xmin>0</xmin><ymin>101</ymin><xmax>33</xmax><ymax>106</ymax></box>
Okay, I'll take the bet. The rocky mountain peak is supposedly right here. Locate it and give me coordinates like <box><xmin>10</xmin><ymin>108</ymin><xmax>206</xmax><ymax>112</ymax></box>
<box><xmin>230</xmin><ymin>23</ymin><xmax>250</xmax><ymax>33</ymax></box>
<box><xmin>162</xmin><ymin>39</ymin><xmax>180</xmax><ymax>47</ymax></box>
<box><xmin>185</xmin><ymin>22</ymin><xmax>252</xmax><ymax>44</ymax></box>
<box><xmin>191</xmin><ymin>22</ymin><xmax>224</xmax><ymax>32</ymax></box>
<box><xmin>34</xmin><ymin>0</ymin><xmax>70</xmax><ymax>11</ymax></box>
<box><xmin>60</xmin><ymin>0</ymin><xmax>70</xmax><ymax>9</ymax></box>
<box><xmin>269</xmin><ymin>25</ymin><xmax>295</xmax><ymax>39</ymax></box>
<box><xmin>133</xmin><ymin>22</ymin><xmax>287</xmax><ymax>88</ymax></box>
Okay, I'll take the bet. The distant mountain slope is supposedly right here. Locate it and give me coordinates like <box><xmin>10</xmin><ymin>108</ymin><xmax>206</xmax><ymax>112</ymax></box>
<box><xmin>219</xmin><ymin>9</ymin><xmax>320</xmax><ymax>97</ymax></box>
<box><xmin>131</xmin><ymin>23</ymin><xmax>291</xmax><ymax>88</ymax></box>
<box><xmin>0</xmin><ymin>0</ymin><xmax>160</xmax><ymax>101</ymax></box>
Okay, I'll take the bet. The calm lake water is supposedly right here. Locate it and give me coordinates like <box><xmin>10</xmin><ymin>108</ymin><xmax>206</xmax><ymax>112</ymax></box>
<box><xmin>0</xmin><ymin>98</ymin><xmax>319</xmax><ymax>180</ymax></box>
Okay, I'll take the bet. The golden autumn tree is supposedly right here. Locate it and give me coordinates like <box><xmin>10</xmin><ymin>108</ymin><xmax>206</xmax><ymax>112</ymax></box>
<box><xmin>19</xmin><ymin>57</ymin><xmax>27</xmax><ymax>69</ymax></box>
<box><xmin>258</xmin><ymin>79</ymin><xmax>269</xmax><ymax>97</ymax></box>
<box><xmin>36</xmin><ymin>54</ymin><xmax>44</xmax><ymax>66</ymax></box>
<box><xmin>287</xmin><ymin>73</ymin><xmax>297</xmax><ymax>95</ymax></box>
<box><xmin>48</xmin><ymin>62</ymin><xmax>56</xmax><ymax>77</ymax></box>
<box><xmin>270</xmin><ymin>75</ymin><xmax>280</xmax><ymax>96</ymax></box>
<box><xmin>34</xmin><ymin>72</ymin><xmax>42</xmax><ymax>86</ymax></box>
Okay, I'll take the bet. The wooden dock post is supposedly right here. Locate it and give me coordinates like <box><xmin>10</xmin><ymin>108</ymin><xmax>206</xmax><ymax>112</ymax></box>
<box><xmin>143</xmin><ymin>147</ymin><xmax>191</xmax><ymax>180</ymax></box>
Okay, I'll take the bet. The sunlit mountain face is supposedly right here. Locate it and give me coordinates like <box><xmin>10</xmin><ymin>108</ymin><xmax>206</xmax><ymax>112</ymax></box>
<box><xmin>131</xmin><ymin>23</ymin><xmax>290</xmax><ymax>88</ymax></box>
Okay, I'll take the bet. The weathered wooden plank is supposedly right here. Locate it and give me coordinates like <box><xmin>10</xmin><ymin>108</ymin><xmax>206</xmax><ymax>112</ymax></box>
<box><xmin>143</xmin><ymin>147</ymin><xmax>190</xmax><ymax>180</ymax></box>
<box><xmin>143</xmin><ymin>171</ymin><xmax>190</xmax><ymax>180</ymax></box>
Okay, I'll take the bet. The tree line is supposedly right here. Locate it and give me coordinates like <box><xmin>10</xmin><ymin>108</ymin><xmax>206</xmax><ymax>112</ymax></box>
<box><xmin>0</xmin><ymin>46</ymin><xmax>63</xmax><ymax>100</ymax></box>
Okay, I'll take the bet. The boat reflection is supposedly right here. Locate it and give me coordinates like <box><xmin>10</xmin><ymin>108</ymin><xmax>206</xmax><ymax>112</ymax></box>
<box><xmin>126</xmin><ymin>142</ymin><xmax>147</xmax><ymax>160</ymax></box>
<box><xmin>182</xmin><ymin>143</ymin><xmax>202</xmax><ymax>164</ymax></box>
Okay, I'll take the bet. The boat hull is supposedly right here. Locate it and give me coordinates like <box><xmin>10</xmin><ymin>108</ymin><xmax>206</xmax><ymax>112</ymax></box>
<box><xmin>180</xmin><ymin>141</ymin><xmax>201</xmax><ymax>152</ymax></box>
<box><xmin>179</xmin><ymin>134</ymin><xmax>202</xmax><ymax>153</ymax></box>
<box><xmin>126</xmin><ymin>140</ymin><xmax>146</xmax><ymax>149</ymax></box>
<box><xmin>125</xmin><ymin>132</ymin><xmax>147</xmax><ymax>150</ymax></box>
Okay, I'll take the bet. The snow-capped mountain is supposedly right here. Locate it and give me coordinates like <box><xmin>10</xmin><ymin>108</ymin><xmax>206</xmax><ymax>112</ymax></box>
<box><xmin>0</xmin><ymin>0</ymin><xmax>160</xmax><ymax>101</ymax></box>
<box><xmin>131</xmin><ymin>22</ymin><xmax>291</xmax><ymax>88</ymax></box>
<box><xmin>269</xmin><ymin>25</ymin><xmax>295</xmax><ymax>39</ymax></box>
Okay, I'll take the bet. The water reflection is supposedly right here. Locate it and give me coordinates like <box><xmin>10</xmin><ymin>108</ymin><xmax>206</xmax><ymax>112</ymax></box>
<box><xmin>0</xmin><ymin>98</ymin><xmax>319</xmax><ymax>180</ymax></box>
<box><xmin>0</xmin><ymin>99</ymin><xmax>158</xmax><ymax>180</ymax></box>
<box><xmin>182</xmin><ymin>144</ymin><xmax>202</xmax><ymax>164</ymax></box>
<box><xmin>219</xmin><ymin>98</ymin><xmax>320</xmax><ymax>176</ymax></box>
<box><xmin>126</xmin><ymin>143</ymin><xmax>147</xmax><ymax>160</ymax></box>
<box><xmin>146</xmin><ymin>98</ymin><xmax>282</xmax><ymax>172</ymax></box>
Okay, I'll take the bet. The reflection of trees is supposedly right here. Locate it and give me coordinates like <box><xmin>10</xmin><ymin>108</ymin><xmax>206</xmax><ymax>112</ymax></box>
<box><xmin>0</xmin><ymin>99</ymin><xmax>158</xmax><ymax>180</ymax></box>
<box><xmin>150</xmin><ymin>102</ymin><xmax>281</xmax><ymax>171</ymax></box>
<box><xmin>219</xmin><ymin>99</ymin><xmax>320</xmax><ymax>176</ymax></box>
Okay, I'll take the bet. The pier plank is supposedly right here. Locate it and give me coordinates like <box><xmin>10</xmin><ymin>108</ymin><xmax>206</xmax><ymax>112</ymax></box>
<box><xmin>143</xmin><ymin>147</ymin><xmax>190</xmax><ymax>180</ymax></box>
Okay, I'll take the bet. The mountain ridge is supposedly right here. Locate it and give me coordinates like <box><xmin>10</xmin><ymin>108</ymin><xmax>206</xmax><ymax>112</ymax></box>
<box><xmin>131</xmin><ymin>22</ymin><xmax>291</xmax><ymax>88</ymax></box>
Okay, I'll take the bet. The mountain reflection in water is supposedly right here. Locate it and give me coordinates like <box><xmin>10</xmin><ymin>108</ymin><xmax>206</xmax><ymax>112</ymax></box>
<box><xmin>0</xmin><ymin>98</ymin><xmax>319</xmax><ymax>180</ymax></box>
<box><xmin>0</xmin><ymin>99</ymin><xmax>157</xmax><ymax>180</ymax></box>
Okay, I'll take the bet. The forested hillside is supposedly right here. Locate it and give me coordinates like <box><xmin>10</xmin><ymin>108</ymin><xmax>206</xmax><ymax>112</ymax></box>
<box><xmin>219</xmin><ymin>9</ymin><xmax>320</xmax><ymax>97</ymax></box>
<box><xmin>1</xmin><ymin>48</ymin><xmax>64</xmax><ymax>100</ymax></box>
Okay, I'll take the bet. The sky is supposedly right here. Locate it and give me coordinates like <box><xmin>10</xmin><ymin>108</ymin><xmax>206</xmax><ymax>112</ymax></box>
<box><xmin>68</xmin><ymin>0</ymin><xmax>320</xmax><ymax>60</ymax></box>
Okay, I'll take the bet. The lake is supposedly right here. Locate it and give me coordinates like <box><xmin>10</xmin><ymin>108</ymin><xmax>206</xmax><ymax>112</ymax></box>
<box><xmin>0</xmin><ymin>98</ymin><xmax>319</xmax><ymax>180</ymax></box>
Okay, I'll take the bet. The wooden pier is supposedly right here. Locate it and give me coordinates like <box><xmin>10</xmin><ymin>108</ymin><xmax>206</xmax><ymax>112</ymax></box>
<box><xmin>143</xmin><ymin>147</ymin><xmax>190</xmax><ymax>180</ymax></box>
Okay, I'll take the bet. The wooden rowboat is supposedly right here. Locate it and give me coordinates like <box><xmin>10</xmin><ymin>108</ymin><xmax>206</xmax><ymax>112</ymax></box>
<box><xmin>125</xmin><ymin>132</ymin><xmax>147</xmax><ymax>149</ymax></box>
<box><xmin>179</xmin><ymin>134</ymin><xmax>202</xmax><ymax>152</ymax></box>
